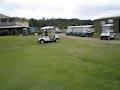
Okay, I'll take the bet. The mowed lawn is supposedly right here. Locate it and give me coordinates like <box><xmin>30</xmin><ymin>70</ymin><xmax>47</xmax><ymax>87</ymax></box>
<box><xmin>0</xmin><ymin>35</ymin><xmax>120</xmax><ymax>90</ymax></box>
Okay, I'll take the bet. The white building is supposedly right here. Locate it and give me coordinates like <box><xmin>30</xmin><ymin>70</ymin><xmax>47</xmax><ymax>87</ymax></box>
<box><xmin>0</xmin><ymin>13</ymin><xmax>29</xmax><ymax>35</ymax></box>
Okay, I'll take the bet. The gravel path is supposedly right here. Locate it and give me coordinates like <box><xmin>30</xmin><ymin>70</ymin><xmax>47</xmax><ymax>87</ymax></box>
<box><xmin>59</xmin><ymin>34</ymin><xmax>120</xmax><ymax>44</ymax></box>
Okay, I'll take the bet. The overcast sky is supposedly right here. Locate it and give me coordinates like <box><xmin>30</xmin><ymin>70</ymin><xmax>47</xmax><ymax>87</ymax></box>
<box><xmin>0</xmin><ymin>0</ymin><xmax>120</xmax><ymax>20</ymax></box>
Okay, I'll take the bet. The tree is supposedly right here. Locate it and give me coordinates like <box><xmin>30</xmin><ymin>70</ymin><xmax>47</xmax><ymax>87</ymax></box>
<box><xmin>29</xmin><ymin>18</ymin><xmax>93</xmax><ymax>29</ymax></box>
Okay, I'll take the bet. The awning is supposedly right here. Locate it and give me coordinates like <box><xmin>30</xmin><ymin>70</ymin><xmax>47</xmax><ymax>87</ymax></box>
<box><xmin>0</xmin><ymin>25</ymin><xmax>29</xmax><ymax>29</ymax></box>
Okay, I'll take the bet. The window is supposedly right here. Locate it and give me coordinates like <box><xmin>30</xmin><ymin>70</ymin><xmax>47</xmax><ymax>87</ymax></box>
<box><xmin>9</xmin><ymin>18</ymin><xmax>14</xmax><ymax>22</ymax></box>
<box><xmin>1</xmin><ymin>19</ymin><xmax>7</xmax><ymax>23</ymax></box>
<box><xmin>108</xmin><ymin>19</ymin><xmax>113</xmax><ymax>24</ymax></box>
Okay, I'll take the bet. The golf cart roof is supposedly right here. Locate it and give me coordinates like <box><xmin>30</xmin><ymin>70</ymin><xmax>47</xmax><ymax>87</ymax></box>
<box><xmin>41</xmin><ymin>26</ymin><xmax>55</xmax><ymax>30</ymax></box>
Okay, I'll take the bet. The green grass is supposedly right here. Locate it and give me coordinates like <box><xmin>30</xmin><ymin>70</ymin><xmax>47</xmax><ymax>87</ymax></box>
<box><xmin>0</xmin><ymin>35</ymin><xmax>120</xmax><ymax>90</ymax></box>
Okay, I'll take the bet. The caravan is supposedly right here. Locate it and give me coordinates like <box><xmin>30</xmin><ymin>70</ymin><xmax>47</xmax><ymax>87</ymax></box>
<box><xmin>66</xmin><ymin>25</ymin><xmax>94</xmax><ymax>37</ymax></box>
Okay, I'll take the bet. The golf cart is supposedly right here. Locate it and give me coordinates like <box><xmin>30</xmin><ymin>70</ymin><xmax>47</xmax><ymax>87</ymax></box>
<box><xmin>100</xmin><ymin>24</ymin><xmax>116</xmax><ymax>40</ymax></box>
<box><xmin>38</xmin><ymin>26</ymin><xmax>59</xmax><ymax>43</ymax></box>
<box><xmin>22</xmin><ymin>28</ymin><xmax>28</xmax><ymax>36</ymax></box>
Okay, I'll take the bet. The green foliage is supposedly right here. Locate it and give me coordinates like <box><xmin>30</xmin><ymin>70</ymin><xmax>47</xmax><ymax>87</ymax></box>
<box><xmin>93</xmin><ymin>33</ymin><xmax>101</xmax><ymax>38</ymax></box>
<box><xmin>29</xmin><ymin>18</ymin><xmax>93</xmax><ymax>29</ymax></box>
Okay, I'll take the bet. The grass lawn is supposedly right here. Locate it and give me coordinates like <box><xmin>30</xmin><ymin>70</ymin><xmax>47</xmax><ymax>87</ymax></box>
<box><xmin>0</xmin><ymin>35</ymin><xmax>120</xmax><ymax>90</ymax></box>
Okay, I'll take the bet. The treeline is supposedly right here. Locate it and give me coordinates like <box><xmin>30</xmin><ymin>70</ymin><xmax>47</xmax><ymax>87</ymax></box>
<box><xmin>29</xmin><ymin>18</ymin><xmax>93</xmax><ymax>29</ymax></box>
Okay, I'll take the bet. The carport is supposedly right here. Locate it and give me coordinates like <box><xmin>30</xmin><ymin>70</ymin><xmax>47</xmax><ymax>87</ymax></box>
<box><xmin>0</xmin><ymin>26</ymin><xmax>29</xmax><ymax>35</ymax></box>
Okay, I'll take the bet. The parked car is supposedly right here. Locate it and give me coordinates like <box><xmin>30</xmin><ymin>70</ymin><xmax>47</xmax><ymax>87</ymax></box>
<box><xmin>55</xmin><ymin>28</ymin><xmax>62</xmax><ymax>34</ymax></box>
<box><xmin>65</xmin><ymin>31</ymin><xmax>72</xmax><ymax>36</ymax></box>
<box><xmin>38</xmin><ymin>26</ymin><xmax>59</xmax><ymax>43</ymax></box>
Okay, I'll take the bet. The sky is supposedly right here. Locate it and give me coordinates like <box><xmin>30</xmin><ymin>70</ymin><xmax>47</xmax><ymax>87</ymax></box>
<box><xmin>0</xmin><ymin>0</ymin><xmax>120</xmax><ymax>20</ymax></box>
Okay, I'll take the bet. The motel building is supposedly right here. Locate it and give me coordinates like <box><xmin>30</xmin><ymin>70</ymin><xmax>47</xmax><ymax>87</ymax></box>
<box><xmin>94</xmin><ymin>16</ymin><xmax>120</xmax><ymax>38</ymax></box>
<box><xmin>0</xmin><ymin>13</ymin><xmax>29</xmax><ymax>36</ymax></box>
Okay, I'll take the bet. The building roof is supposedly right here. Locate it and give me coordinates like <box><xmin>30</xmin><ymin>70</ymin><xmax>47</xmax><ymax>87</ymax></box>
<box><xmin>0</xmin><ymin>13</ymin><xmax>29</xmax><ymax>21</ymax></box>
<box><xmin>0</xmin><ymin>13</ymin><xmax>9</xmax><ymax>18</ymax></box>
<box><xmin>0</xmin><ymin>25</ymin><xmax>29</xmax><ymax>29</ymax></box>
<box><xmin>94</xmin><ymin>16</ymin><xmax>120</xmax><ymax>21</ymax></box>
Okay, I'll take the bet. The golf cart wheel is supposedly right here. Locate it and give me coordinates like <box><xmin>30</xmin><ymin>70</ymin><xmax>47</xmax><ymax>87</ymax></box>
<box><xmin>86</xmin><ymin>34</ymin><xmax>88</xmax><ymax>37</ymax></box>
<box><xmin>100</xmin><ymin>37</ymin><xmax>103</xmax><ymax>40</ymax></box>
<box><xmin>40</xmin><ymin>40</ymin><xmax>44</xmax><ymax>44</ymax></box>
<box><xmin>55</xmin><ymin>38</ymin><xmax>59</xmax><ymax>42</ymax></box>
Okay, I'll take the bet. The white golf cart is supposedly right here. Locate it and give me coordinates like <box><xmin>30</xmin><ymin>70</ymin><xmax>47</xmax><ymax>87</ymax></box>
<box><xmin>100</xmin><ymin>24</ymin><xmax>116</xmax><ymax>40</ymax></box>
<box><xmin>38</xmin><ymin>26</ymin><xmax>59</xmax><ymax>43</ymax></box>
